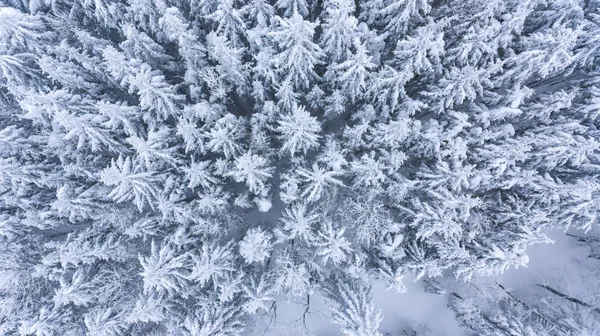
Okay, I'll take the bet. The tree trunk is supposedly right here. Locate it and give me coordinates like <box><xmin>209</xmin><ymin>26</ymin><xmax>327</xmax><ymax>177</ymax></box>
<box><xmin>496</xmin><ymin>283</ymin><xmax>569</xmax><ymax>335</ymax></box>
<box><xmin>538</xmin><ymin>284</ymin><xmax>600</xmax><ymax>315</ymax></box>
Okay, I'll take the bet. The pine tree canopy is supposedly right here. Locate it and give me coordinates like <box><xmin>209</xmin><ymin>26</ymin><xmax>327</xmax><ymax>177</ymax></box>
<box><xmin>0</xmin><ymin>0</ymin><xmax>600</xmax><ymax>334</ymax></box>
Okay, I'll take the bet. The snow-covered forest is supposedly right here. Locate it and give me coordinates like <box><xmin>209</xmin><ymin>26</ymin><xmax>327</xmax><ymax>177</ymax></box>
<box><xmin>1</xmin><ymin>0</ymin><xmax>600</xmax><ymax>334</ymax></box>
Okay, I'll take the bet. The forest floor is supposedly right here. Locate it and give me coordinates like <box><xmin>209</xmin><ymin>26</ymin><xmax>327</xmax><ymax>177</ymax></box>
<box><xmin>245</xmin><ymin>229</ymin><xmax>600</xmax><ymax>336</ymax></box>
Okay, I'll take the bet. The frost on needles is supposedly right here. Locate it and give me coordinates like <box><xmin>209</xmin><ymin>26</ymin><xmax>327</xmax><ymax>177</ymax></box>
<box><xmin>0</xmin><ymin>0</ymin><xmax>600</xmax><ymax>335</ymax></box>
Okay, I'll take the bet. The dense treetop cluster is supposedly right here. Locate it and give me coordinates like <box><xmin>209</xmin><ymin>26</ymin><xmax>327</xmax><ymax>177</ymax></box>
<box><xmin>0</xmin><ymin>0</ymin><xmax>600</xmax><ymax>334</ymax></box>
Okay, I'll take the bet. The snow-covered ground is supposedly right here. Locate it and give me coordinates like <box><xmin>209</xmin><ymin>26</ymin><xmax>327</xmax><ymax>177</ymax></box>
<box><xmin>499</xmin><ymin>229</ymin><xmax>598</xmax><ymax>291</ymax></box>
<box><xmin>372</xmin><ymin>280</ymin><xmax>464</xmax><ymax>336</ymax></box>
<box><xmin>247</xmin><ymin>229</ymin><xmax>600</xmax><ymax>336</ymax></box>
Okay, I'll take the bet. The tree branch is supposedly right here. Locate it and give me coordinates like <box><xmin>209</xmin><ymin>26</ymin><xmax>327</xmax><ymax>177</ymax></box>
<box><xmin>538</xmin><ymin>284</ymin><xmax>600</xmax><ymax>315</ymax></box>
<box><xmin>302</xmin><ymin>293</ymin><xmax>311</xmax><ymax>329</ymax></box>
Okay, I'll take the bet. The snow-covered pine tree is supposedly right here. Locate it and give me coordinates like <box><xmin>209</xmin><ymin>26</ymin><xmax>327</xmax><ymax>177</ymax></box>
<box><xmin>323</xmin><ymin>274</ymin><xmax>383</xmax><ymax>336</ymax></box>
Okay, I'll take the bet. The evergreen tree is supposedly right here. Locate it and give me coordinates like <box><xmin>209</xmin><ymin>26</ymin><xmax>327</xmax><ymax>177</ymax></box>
<box><xmin>323</xmin><ymin>275</ymin><xmax>383</xmax><ymax>336</ymax></box>
<box><xmin>269</xmin><ymin>13</ymin><xmax>324</xmax><ymax>90</ymax></box>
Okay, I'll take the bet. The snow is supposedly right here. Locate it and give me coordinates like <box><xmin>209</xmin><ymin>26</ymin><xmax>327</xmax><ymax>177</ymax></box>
<box><xmin>3</xmin><ymin>0</ymin><xmax>600</xmax><ymax>334</ymax></box>
<box><xmin>256</xmin><ymin>197</ymin><xmax>272</xmax><ymax>212</ymax></box>
<box><xmin>372</xmin><ymin>279</ymin><xmax>465</xmax><ymax>336</ymax></box>
<box><xmin>239</xmin><ymin>228</ymin><xmax>273</xmax><ymax>264</ymax></box>
<box><xmin>246</xmin><ymin>278</ymin><xmax>465</xmax><ymax>336</ymax></box>
<box><xmin>497</xmin><ymin>229</ymin><xmax>600</xmax><ymax>297</ymax></box>
<box><xmin>248</xmin><ymin>229</ymin><xmax>600</xmax><ymax>336</ymax></box>
<box><xmin>380</xmin><ymin>233</ymin><xmax>404</xmax><ymax>256</ymax></box>
<box><xmin>245</xmin><ymin>292</ymin><xmax>335</xmax><ymax>336</ymax></box>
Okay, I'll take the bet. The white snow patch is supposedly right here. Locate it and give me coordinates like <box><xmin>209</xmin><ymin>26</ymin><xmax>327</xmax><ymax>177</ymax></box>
<box><xmin>372</xmin><ymin>278</ymin><xmax>465</xmax><ymax>336</ymax></box>
<box><xmin>246</xmin><ymin>278</ymin><xmax>465</xmax><ymax>336</ymax></box>
<box><xmin>256</xmin><ymin>197</ymin><xmax>272</xmax><ymax>212</ymax></box>
<box><xmin>246</xmin><ymin>230</ymin><xmax>599</xmax><ymax>336</ymax></box>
